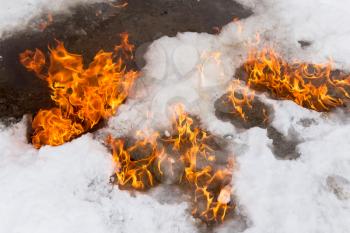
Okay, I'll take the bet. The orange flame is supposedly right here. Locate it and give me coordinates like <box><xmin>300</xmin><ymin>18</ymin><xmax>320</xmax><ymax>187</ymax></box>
<box><xmin>115</xmin><ymin>32</ymin><xmax>134</xmax><ymax>60</ymax></box>
<box><xmin>226</xmin><ymin>80</ymin><xmax>255</xmax><ymax>121</ymax></box>
<box><xmin>20</xmin><ymin>34</ymin><xmax>138</xmax><ymax>148</ymax></box>
<box><xmin>108</xmin><ymin>133</ymin><xmax>164</xmax><ymax>190</ymax></box>
<box><xmin>110</xmin><ymin>1</ymin><xmax>128</xmax><ymax>8</ymax></box>
<box><xmin>37</xmin><ymin>13</ymin><xmax>53</xmax><ymax>31</ymax></box>
<box><xmin>108</xmin><ymin>105</ymin><xmax>234</xmax><ymax>224</ymax></box>
<box><xmin>170</xmin><ymin>106</ymin><xmax>234</xmax><ymax>223</ymax></box>
<box><xmin>20</xmin><ymin>49</ymin><xmax>46</xmax><ymax>74</ymax></box>
<box><xmin>242</xmin><ymin>48</ymin><xmax>350</xmax><ymax>111</ymax></box>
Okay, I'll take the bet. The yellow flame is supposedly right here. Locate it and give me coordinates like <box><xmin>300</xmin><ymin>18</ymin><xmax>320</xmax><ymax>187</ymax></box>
<box><xmin>108</xmin><ymin>104</ymin><xmax>234</xmax><ymax>224</ymax></box>
<box><xmin>20</xmin><ymin>34</ymin><xmax>138</xmax><ymax>148</ymax></box>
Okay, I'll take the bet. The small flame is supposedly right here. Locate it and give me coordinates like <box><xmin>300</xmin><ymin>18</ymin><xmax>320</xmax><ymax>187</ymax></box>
<box><xmin>226</xmin><ymin>80</ymin><xmax>255</xmax><ymax>121</ymax></box>
<box><xmin>110</xmin><ymin>1</ymin><xmax>128</xmax><ymax>8</ymax></box>
<box><xmin>20</xmin><ymin>49</ymin><xmax>46</xmax><ymax>74</ymax></box>
<box><xmin>37</xmin><ymin>13</ymin><xmax>53</xmax><ymax>31</ymax></box>
<box><xmin>115</xmin><ymin>32</ymin><xmax>134</xmax><ymax>60</ymax></box>
<box><xmin>20</xmin><ymin>34</ymin><xmax>138</xmax><ymax>148</ymax></box>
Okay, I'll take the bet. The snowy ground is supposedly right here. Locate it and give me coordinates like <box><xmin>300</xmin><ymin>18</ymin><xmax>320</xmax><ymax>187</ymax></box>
<box><xmin>0</xmin><ymin>0</ymin><xmax>105</xmax><ymax>37</ymax></box>
<box><xmin>1</xmin><ymin>0</ymin><xmax>350</xmax><ymax>233</ymax></box>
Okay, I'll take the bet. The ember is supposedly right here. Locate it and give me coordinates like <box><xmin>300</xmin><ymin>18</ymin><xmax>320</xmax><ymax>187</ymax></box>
<box><xmin>20</xmin><ymin>34</ymin><xmax>138</xmax><ymax>148</ymax></box>
<box><xmin>108</xmin><ymin>105</ymin><xmax>234</xmax><ymax>224</ymax></box>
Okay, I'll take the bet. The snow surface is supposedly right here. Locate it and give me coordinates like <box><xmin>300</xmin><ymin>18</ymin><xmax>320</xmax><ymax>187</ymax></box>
<box><xmin>0</xmin><ymin>121</ymin><xmax>196</xmax><ymax>233</ymax></box>
<box><xmin>2</xmin><ymin>0</ymin><xmax>350</xmax><ymax>232</ymax></box>
<box><xmin>0</xmin><ymin>0</ymin><xmax>104</xmax><ymax>37</ymax></box>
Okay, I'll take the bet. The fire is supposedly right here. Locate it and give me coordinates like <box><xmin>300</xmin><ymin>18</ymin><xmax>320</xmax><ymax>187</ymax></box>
<box><xmin>108</xmin><ymin>105</ymin><xmax>234</xmax><ymax>224</ymax></box>
<box><xmin>31</xmin><ymin>109</ymin><xmax>84</xmax><ymax>147</ymax></box>
<box><xmin>226</xmin><ymin>80</ymin><xmax>255</xmax><ymax>121</ymax></box>
<box><xmin>240</xmin><ymin>48</ymin><xmax>350</xmax><ymax>111</ymax></box>
<box><xmin>110</xmin><ymin>1</ymin><xmax>128</xmax><ymax>8</ymax></box>
<box><xmin>168</xmin><ymin>105</ymin><xmax>234</xmax><ymax>223</ymax></box>
<box><xmin>108</xmin><ymin>132</ymin><xmax>164</xmax><ymax>190</ymax></box>
<box><xmin>115</xmin><ymin>32</ymin><xmax>134</xmax><ymax>60</ymax></box>
<box><xmin>20</xmin><ymin>34</ymin><xmax>138</xmax><ymax>148</ymax></box>
<box><xmin>37</xmin><ymin>13</ymin><xmax>53</xmax><ymax>31</ymax></box>
<box><xmin>19</xmin><ymin>49</ymin><xmax>45</xmax><ymax>74</ymax></box>
<box><xmin>215</xmin><ymin>78</ymin><xmax>269</xmax><ymax>129</ymax></box>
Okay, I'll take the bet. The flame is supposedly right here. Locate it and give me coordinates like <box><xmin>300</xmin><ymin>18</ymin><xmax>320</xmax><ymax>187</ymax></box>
<box><xmin>32</xmin><ymin>108</ymin><xmax>84</xmax><ymax>147</ymax></box>
<box><xmin>165</xmin><ymin>105</ymin><xmax>235</xmax><ymax>223</ymax></box>
<box><xmin>37</xmin><ymin>13</ymin><xmax>53</xmax><ymax>31</ymax></box>
<box><xmin>115</xmin><ymin>32</ymin><xmax>134</xmax><ymax>60</ymax></box>
<box><xmin>20</xmin><ymin>34</ymin><xmax>138</xmax><ymax>148</ymax></box>
<box><xmin>110</xmin><ymin>1</ymin><xmax>128</xmax><ymax>8</ymax></box>
<box><xmin>226</xmin><ymin>80</ymin><xmax>255</xmax><ymax>121</ymax></box>
<box><xmin>108</xmin><ymin>104</ymin><xmax>234</xmax><ymax>224</ymax></box>
<box><xmin>19</xmin><ymin>49</ymin><xmax>46</xmax><ymax>74</ymax></box>
<box><xmin>108</xmin><ymin>132</ymin><xmax>164</xmax><ymax>190</ymax></box>
<box><xmin>241</xmin><ymin>48</ymin><xmax>350</xmax><ymax>111</ymax></box>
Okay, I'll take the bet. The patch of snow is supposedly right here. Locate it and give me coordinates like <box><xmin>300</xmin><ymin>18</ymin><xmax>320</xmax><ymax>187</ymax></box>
<box><xmin>0</xmin><ymin>120</ymin><xmax>196</xmax><ymax>233</ymax></box>
<box><xmin>0</xmin><ymin>0</ymin><xmax>105</xmax><ymax>37</ymax></box>
<box><xmin>108</xmin><ymin>32</ymin><xmax>239</xmax><ymax>135</ymax></box>
<box><xmin>235</xmin><ymin>0</ymin><xmax>350</xmax><ymax>68</ymax></box>
<box><xmin>234</xmin><ymin>104</ymin><xmax>350</xmax><ymax>233</ymax></box>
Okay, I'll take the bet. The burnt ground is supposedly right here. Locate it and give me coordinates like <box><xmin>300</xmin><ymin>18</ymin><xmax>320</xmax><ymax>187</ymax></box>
<box><xmin>0</xmin><ymin>0</ymin><xmax>252</xmax><ymax>121</ymax></box>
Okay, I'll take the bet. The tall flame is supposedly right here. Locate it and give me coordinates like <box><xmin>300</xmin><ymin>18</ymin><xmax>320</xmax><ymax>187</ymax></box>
<box><xmin>20</xmin><ymin>35</ymin><xmax>138</xmax><ymax>148</ymax></box>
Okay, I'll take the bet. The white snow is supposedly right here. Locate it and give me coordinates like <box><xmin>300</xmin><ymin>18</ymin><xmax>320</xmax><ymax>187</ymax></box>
<box><xmin>2</xmin><ymin>0</ymin><xmax>350</xmax><ymax>232</ymax></box>
<box><xmin>235</xmin><ymin>0</ymin><xmax>350</xmax><ymax>68</ymax></box>
<box><xmin>0</xmin><ymin>119</ymin><xmax>196</xmax><ymax>233</ymax></box>
<box><xmin>234</xmin><ymin>103</ymin><xmax>350</xmax><ymax>233</ymax></box>
<box><xmin>0</xmin><ymin>0</ymin><xmax>105</xmax><ymax>37</ymax></box>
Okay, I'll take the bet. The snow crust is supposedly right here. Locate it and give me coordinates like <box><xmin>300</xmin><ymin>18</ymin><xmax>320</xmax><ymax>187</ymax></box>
<box><xmin>1</xmin><ymin>0</ymin><xmax>350</xmax><ymax>232</ymax></box>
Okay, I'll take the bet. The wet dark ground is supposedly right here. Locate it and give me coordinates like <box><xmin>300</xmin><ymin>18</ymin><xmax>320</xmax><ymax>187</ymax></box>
<box><xmin>215</xmin><ymin>92</ymin><xmax>301</xmax><ymax>160</ymax></box>
<box><xmin>0</xmin><ymin>0</ymin><xmax>252</xmax><ymax>120</ymax></box>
